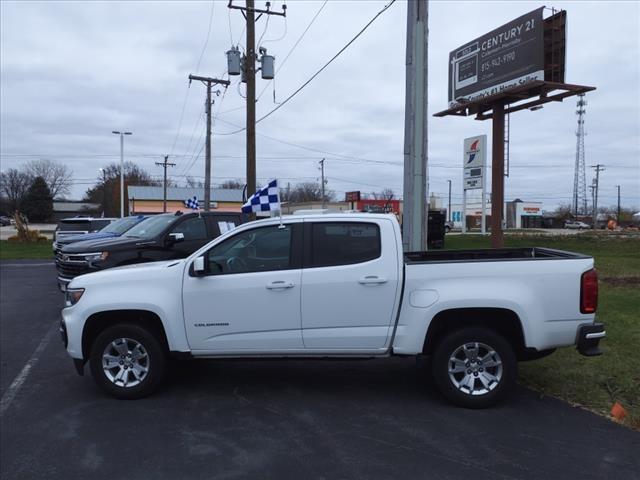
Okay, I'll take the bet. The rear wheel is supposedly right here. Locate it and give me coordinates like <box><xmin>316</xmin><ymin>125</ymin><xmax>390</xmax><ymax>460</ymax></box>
<box><xmin>89</xmin><ymin>323</ymin><xmax>167</xmax><ymax>399</ymax></box>
<box><xmin>431</xmin><ymin>327</ymin><xmax>516</xmax><ymax>408</ymax></box>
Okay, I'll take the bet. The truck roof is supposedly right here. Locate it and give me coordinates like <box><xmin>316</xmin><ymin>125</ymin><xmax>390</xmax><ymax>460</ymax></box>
<box><xmin>248</xmin><ymin>212</ymin><xmax>397</xmax><ymax>225</ymax></box>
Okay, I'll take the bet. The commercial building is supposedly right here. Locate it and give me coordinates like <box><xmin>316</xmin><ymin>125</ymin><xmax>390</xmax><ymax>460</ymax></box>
<box><xmin>127</xmin><ymin>186</ymin><xmax>243</xmax><ymax>214</ymax></box>
<box><xmin>449</xmin><ymin>199</ymin><xmax>544</xmax><ymax>230</ymax></box>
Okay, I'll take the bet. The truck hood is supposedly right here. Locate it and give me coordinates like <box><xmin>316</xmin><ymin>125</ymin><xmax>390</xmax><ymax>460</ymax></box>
<box><xmin>69</xmin><ymin>259</ymin><xmax>185</xmax><ymax>287</ymax></box>
<box><xmin>61</xmin><ymin>236</ymin><xmax>156</xmax><ymax>253</ymax></box>
<box><xmin>56</xmin><ymin>231</ymin><xmax>119</xmax><ymax>246</ymax></box>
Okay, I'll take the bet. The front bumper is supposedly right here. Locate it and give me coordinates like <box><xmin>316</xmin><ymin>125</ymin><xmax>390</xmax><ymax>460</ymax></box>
<box><xmin>60</xmin><ymin>312</ymin><xmax>86</xmax><ymax>375</ymax></box>
<box><xmin>576</xmin><ymin>322</ymin><xmax>605</xmax><ymax>356</ymax></box>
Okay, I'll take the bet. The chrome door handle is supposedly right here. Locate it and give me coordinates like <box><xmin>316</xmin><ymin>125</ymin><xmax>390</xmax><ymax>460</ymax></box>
<box><xmin>358</xmin><ymin>275</ymin><xmax>387</xmax><ymax>285</ymax></box>
<box><xmin>266</xmin><ymin>280</ymin><xmax>294</xmax><ymax>290</ymax></box>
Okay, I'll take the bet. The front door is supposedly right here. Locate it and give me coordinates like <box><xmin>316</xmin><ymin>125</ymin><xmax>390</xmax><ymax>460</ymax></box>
<box><xmin>183</xmin><ymin>223</ymin><xmax>303</xmax><ymax>353</ymax></box>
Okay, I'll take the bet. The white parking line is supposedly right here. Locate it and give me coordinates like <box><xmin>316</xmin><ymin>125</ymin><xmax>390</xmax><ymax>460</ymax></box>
<box><xmin>0</xmin><ymin>322</ymin><xmax>57</xmax><ymax>417</ymax></box>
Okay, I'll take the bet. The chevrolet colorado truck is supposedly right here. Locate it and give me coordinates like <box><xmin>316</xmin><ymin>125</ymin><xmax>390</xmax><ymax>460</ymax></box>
<box><xmin>60</xmin><ymin>213</ymin><xmax>604</xmax><ymax>408</ymax></box>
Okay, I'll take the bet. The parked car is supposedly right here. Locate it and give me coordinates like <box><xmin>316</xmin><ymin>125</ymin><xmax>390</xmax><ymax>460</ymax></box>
<box><xmin>444</xmin><ymin>221</ymin><xmax>454</xmax><ymax>233</ymax></box>
<box><xmin>564</xmin><ymin>220</ymin><xmax>590</xmax><ymax>230</ymax></box>
<box><xmin>60</xmin><ymin>212</ymin><xmax>604</xmax><ymax>408</ymax></box>
<box><xmin>55</xmin><ymin>217</ymin><xmax>118</xmax><ymax>243</ymax></box>
<box><xmin>56</xmin><ymin>211</ymin><xmax>242</xmax><ymax>291</ymax></box>
<box><xmin>53</xmin><ymin>215</ymin><xmax>148</xmax><ymax>255</ymax></box>
<box><xmin>0</xmin><ymin>215</ymin><xmax>11</xmax><ymax>227</ymax></box>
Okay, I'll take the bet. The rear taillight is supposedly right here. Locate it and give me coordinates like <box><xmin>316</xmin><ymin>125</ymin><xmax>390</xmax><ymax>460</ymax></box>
<box><xmin>580</xmin><ymin>269</ymin><xmax>598</xmax><ymax>314</ymax></box>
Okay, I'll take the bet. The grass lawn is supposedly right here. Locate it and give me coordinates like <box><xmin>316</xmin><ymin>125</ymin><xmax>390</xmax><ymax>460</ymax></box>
<box><xmin>445</xmin><ymin>232</ymin><xmax>640</xmax><ymax>429</ymax></box>
<box><xmin>0</xmin><ymin>240</ymin><xmax>53</xmax><ymax>260</ymax></box>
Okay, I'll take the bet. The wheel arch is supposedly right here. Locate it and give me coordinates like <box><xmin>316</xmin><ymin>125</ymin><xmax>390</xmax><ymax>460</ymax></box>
<box><xmin>82</xmin><ymin>309</ymin><xmax>170</xmax><ymax>361</ymax></box>
<box><xmin>422</xmin><ymin>307</ymin><xmax>527</xmax><ymax>359</ymax></box>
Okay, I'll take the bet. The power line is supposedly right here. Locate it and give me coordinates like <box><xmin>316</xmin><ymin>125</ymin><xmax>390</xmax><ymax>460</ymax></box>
<box><xmin>256</xmin><ymin>0</ymin><xmax>328</xmax><ymax>101</ymax></box>
<box><xmin>168</xmin><ymin>0</ymin><xmax>216</xmax><ymax>157</ymax></box>
<box><xmin>195</xmin><ymin>0</ymin><xmax>216</xmax><ymax>73</ymax></box>
<box><xmin>217</xmin><ymin>0</ymin><xmax>397</xmax><ymax>136</ymax></box>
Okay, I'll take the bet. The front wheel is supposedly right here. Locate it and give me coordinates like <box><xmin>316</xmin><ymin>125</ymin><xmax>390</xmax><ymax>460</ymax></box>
<box><xmin>431</xmin><ymin>327</ymin><xmax>516</xmax><ymax>408</ymax></box>
<box><xmin>89</xmin><ymin>323</ymin><xmax>167</xmax><ymax>399</ymax></box>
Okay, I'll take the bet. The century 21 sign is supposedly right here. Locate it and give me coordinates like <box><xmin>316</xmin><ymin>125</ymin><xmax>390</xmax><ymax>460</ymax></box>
<box><xmin>448</xmin><ymin>7</ymin><xmax>545</xmax><ymax>107</ymax></box>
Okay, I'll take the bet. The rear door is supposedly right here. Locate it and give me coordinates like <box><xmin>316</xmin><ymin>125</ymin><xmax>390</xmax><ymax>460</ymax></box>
<box><xmin>300</xmin><ymin>219</ymin><xmax>401</xmax><ymax>350</ymax></box>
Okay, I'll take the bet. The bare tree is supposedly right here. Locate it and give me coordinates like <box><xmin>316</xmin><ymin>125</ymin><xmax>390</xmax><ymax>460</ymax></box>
<box><xmin>370</xmin><ymin>188</ymin><xmax>395</xmax><ymax>201</ymax></box>
<box><xmin>25</xmin><ymin>159</ymin><xmax>73</xmax><ymax>198</ymax></box>
<box><xmin>281</xmin><ymin>181</ymin><xmax>335</xmax><ymax>203</ymax></box>
<box><xmin>185</xmin><ymin>177</ymin><xmax>203</xmax><ymax>188</ymax></box>
<box><xmin>83</xmin><ymin>162</ymin><xmax>160</xmax><ymax>217</ymax></box>
<box><xmin>219</xmin><ymin>179</ymin><xmax>244</xmax><ymax>190</ymax></box>
<box><xmin>0</xmin><ymin>168</ymin><xmax>31</xmax><ymax>211</ymax></box>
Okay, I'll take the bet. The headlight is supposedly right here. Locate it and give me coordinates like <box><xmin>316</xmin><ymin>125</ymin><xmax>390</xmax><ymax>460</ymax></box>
<box><xmin>84</xmin><ymin>252</ymin><xmax>109</xmax><ymax>262</ymax></box>
<box><xmin>65</xmin><ymin>288</ymin><xmax>85</xmax><ymax>307</ymax></box>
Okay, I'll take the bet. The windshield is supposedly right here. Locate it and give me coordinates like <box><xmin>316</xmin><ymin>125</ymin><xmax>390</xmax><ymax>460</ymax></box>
<box><xmin>125</xmin><ymin>214</ymin><xmax>176</xmax><ymax>239</ymax></box>
<box><xmin>101</xmin><ymin>216</ymin><xmax>145</xmax><ymax>235</ymax></box>
<box><xmin>58</xmin><ymin>220</ymin><xmax>92</xmax><ymax>231</ymax></box>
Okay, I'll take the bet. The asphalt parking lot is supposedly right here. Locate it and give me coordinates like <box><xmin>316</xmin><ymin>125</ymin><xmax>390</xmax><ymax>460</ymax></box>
<box><xmin>1</xmin><ymin>261</ymin><xmax>639</xmax><ymax>480</ymax></box>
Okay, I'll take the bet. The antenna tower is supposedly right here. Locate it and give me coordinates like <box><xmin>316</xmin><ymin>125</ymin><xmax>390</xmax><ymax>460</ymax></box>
<box><xmin>573</xmin><ymin>94</ymin><xmax>588</xmax><ymax>216</ymax></box>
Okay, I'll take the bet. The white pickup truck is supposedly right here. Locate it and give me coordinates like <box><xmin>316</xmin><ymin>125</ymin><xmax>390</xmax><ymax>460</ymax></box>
<box><xmin>61</xmin><ymin>213</ymin><xmax>604</xmax><ymax>408</ymax></box>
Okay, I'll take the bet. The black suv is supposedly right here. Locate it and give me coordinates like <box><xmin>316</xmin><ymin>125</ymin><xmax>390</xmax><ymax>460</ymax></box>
<box><xmin>56</xmin><ymin>211</ymin><xmax>243</xmax><ymax>291</ymax></box>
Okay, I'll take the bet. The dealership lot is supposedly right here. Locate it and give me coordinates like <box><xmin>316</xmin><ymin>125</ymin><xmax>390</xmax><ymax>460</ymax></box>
<box><xmin>1</xmin><ymin>261</ymin><xmax>638</xmax><ymax>480</ymax></box>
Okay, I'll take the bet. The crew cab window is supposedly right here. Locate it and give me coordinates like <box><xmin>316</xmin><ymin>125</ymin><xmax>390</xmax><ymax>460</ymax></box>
<box><xmin>171</xmin><ymin>217</ymin><xmax>207</xmax><ymax>241</ymax></box>
<box><xmin>310</xmin><ymin>222</ymin><xmax>380</xmax><ymax>267</ymax></box>
<box><xmin>207</xmin><ymin>225</ymin><xmax>292</xmax><ymax>274</ymax></box>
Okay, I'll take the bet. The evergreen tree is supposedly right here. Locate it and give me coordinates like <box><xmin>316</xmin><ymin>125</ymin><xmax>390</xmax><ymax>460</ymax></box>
<box><xmin>22</xmin><ymin>176</ymin><xmax>53</xmax><ymax>222</ymax></box>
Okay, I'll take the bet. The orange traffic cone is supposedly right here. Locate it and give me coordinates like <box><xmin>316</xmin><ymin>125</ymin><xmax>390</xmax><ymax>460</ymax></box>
<box><xmin>611</xmin><ymin>402</ymin><xmax>627</xmax><ymax>421</ymax></box>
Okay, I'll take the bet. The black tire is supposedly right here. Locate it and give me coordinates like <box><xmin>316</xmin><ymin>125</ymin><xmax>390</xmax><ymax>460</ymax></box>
<box><xmin>431</xmin><ymin>327</ymin><xmax>516</xmax><ymax>408</ymax></box>
<box><xmin>89</xmin><ymin>323</ymin><xmax>167</xmax><ymax>399</ymax></box>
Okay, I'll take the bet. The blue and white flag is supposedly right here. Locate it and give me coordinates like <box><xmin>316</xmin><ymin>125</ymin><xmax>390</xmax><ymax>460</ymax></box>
<box><xmin>241</xmin><ymin>179</ymin><xmax>280</xmax><ymax>214</ymax></box>
<box><xmin>184</xmin><ymin>196</ymin><xmax>199</xmax><ymax>210</ymax></box>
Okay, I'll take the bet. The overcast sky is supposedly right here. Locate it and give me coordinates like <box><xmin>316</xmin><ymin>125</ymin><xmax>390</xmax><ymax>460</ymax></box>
<box><xmin>1</xmin><ymin>0</ymin><xmax>638</xmax><ymax>211</ymax></box>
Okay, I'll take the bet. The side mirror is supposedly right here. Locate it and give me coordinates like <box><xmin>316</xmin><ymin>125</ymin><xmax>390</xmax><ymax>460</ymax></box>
<box><xmin>193</xmin><ymin>256</ymin><xmax>206</xmax><ymax>275</ymax></box>
<box><xmin>167</xmin><ymin>232</ymin><xmax>185</xmax><ymax>245</ymax></box>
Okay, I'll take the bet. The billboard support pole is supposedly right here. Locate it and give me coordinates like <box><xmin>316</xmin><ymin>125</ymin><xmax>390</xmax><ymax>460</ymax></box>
<box><xmin>491</xmin><ymin>102</ymin><xmax>505</xmax><ymax>247</ymax></box>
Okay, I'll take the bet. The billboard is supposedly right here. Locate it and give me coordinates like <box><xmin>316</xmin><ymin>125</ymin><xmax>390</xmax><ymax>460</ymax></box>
<box><xmin>463</xmin><ymin>135</ymin><xmax>487</xmax><ymax>190</ymax></box>
<box><xmin>345</xmin><ymin>191</ymin><xmax>361</xmax><ymax>202</ymax></box>
<box><xmin>448</xmin><ymin>7</ymin><xmax>545</xmax><ymax>107</ymax></box>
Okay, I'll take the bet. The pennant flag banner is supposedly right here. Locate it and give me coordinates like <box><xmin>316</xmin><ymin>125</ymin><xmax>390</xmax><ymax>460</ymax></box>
<box><xmin>241</xmin><ymin>180</ymin><xmax>280</xmax><ymax>214</ymax></box>
<box><xmin>184</xmin><ymin>196</ymin><xmax>199</xmax><ymax>210</ymax></box>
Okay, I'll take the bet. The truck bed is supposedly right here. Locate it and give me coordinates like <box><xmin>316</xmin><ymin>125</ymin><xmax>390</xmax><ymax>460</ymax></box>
<box><xmin>404</xmin><ymin>247</ymin><xmax>589</xmax><ymax>264</ymax></box>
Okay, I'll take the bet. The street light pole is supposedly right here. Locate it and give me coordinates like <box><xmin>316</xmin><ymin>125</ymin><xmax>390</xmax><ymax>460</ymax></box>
<box><xmin>112</xmin><ymin>130</ymin><xmax>132</xmax><ymax>217</ymax></box>
<box><xmin>98</xmin><ymin>168</ymin><xmax>106</xmax><ymax>217</ymax></box>
<box><xmin>447</xmin><ymin>179</ymin><xmax>452</xmax><ymax>222</ymax></box>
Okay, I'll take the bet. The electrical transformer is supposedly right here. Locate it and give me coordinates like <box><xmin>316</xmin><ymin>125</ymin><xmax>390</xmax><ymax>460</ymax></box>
<box><xmin>226</xmin><ymin>47</ymin><xmax>242</xmax><ymax>76</ymax></box>
<box><xmin>260</xmin><ymin>54</ymin><xmax>275</xmax><ymax>80</ymax></box>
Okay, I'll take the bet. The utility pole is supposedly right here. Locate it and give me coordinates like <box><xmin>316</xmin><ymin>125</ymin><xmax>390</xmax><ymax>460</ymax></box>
<box><xmin>319</xmin><ymin>158</ymin><xmax>326</xmax><ymax>209</ymax></box>
<box><xmin>227</xmin><ymin>0</ymin><xmax>286</xmax><ymax>209</ymax></box>
<box><xmin>447</xmin><ymin>179</ymin><xmax>452</xmax><ymax>222</ymax></box>
<box><xmin>188</xmin><ymin>75</ymin><xmax>230</xmax><ymax>211</ymax></box>
<box><xmin>590</xmin><ymin>164</ymin><xmax>605</xmax><ymax>229</ymax></box>
<box><xmin>616</xmin><ymin>185</ymin><xmax>621</xmax><ymax>223</ymax></box>
<box><xmin>246</xmin><ymin>0</ymin><xmax>257</xmax><ymax>204</ymax></box>
<box><xmin>156</xmin><ymin>155</ymin><xmax>176</xmax><ymax>213</ymax></box>
<box><xmin>403</xmin><ymin>0</ymin><xmax>429</xmax><ymax>252</ymax></box>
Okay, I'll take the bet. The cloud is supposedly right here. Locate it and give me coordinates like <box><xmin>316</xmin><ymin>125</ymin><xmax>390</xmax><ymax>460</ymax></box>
<box><xmin>1</xmin><ymin>0</ymin><xmax>638</xmax><ymax>210</ymax></box>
